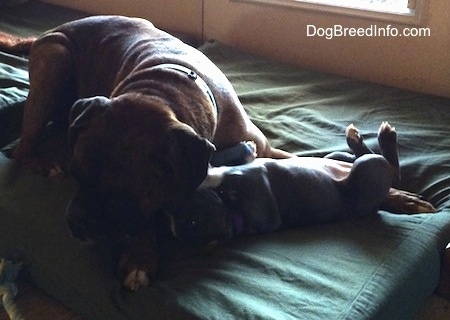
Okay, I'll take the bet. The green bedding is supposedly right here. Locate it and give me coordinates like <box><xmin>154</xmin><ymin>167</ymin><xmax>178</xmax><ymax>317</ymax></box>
<box><xmin>1</xmin><ymin>2</ymin><xmax>450</xmax><ymax>319</ymax></box>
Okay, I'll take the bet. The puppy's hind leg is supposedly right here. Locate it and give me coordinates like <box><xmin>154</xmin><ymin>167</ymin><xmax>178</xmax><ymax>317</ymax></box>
<box><xmin>346</xmin><ymin>124</ymin><xmax>374</xmax><ymax>157</ymax></box>
<box><xmin>376</xmin><ymin>122</ymin><xmax>435</xmax><ymax>213</ymax></box>
<box><xmin>325</xmin><ymin>124</ymin><xmax>373</xmax><ymax>162</ymax></box>
<box><xmin>344</xmin><ymin>154</ymin><xmax>393</xmax><ymax>216</ymax></box>
<box><xmin>13</xmin><ymin>34</ymin><xmax>76</xmax><ymax>176</ymax></box>
<box><xmin>377</xmin><ymin>121</ymin><xmax>400</xmax><ymax>186</ymax></box>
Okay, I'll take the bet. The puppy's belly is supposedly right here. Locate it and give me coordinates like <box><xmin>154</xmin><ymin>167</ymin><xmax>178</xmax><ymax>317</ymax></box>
<box><xmin>267</xmin><ymin>163</ymin><xmax>345</xmax><ymax>226</ymax></box>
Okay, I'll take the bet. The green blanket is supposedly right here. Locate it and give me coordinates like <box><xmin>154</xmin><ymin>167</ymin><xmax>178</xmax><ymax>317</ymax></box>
<box><xmin>1</xmin><ymin>2</ymin><xmax>450</xmax><ymax>319</ymax></box>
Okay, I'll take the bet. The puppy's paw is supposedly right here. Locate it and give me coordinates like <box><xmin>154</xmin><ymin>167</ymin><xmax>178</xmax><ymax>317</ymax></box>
<box><xmin>378</xmin><ymin>121</ymin><xmax>397</xmax><ymax>146</ymax></box>
<box><xmin>345</xmin><ymin>124</ymin><xmax>369</xmax><ymax>156</ymax></box>
<box><xmin>346</xmin><ymin>124</ymin><xmax>362</xmax><ymax>147</ymax></box>
<box><xmin>382</xmin><ymin>188</ymin><xmax>437</xmax><ymax>214</ymax></box>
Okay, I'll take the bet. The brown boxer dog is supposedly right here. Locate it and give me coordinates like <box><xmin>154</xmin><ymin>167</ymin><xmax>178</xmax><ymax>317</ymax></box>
<box><xmin>0</xmin><ymin>16</ymin><xmax>292</xmax><ymax>290</ymax></box>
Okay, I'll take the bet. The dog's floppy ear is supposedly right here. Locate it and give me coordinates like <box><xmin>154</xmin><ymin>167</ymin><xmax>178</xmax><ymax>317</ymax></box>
<box><xmin>68</xmin><ymin>96</ymin><xmax>111</xmax><ymax>151</ymax></box>
<box><xmin>167</xmin><ymin>127</ymin><xmax>215</xmax><ymax>194</ymax></box>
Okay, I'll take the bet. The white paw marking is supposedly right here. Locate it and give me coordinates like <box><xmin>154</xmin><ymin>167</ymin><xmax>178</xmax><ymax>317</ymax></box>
<box><xmin>124</xmin><ymin>269</ymin><xmax>150</xmax><ymax>291</ymax></box>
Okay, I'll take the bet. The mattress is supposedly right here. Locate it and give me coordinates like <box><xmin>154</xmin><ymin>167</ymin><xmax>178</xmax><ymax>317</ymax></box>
<box><xmin>1</xmin><ymin>2</ymin><xmax>450</xmax><ymax>319</ymax></box>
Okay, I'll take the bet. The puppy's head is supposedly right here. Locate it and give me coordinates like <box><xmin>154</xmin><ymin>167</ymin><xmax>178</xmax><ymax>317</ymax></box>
<box><xmin>66</xmin><ymin>95</ymin><xmax>215</xmax><ymax>239</ymax></box>
<box><xmin>166</xmin><ymin>189</ymin><xmax>234</xmax><ymax>244</ymax></box>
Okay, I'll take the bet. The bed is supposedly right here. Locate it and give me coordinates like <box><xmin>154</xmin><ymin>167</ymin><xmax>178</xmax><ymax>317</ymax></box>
<box><xmin>1</xmin><ymin>1</ymin><xmax>450</xmax><ymax>319</ymax></box>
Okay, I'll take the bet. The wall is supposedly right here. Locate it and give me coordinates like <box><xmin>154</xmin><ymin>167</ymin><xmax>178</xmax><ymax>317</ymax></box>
<box><xmin>203</xmin><ymin>0</ymin><xmax>450</xmax><ymax>97</ymax></box>
<box><xmin>42</xmin><ymin>0</ymin><xmax>449</xmax><ymax>97</ymax></box>
<box><xmin>42</xmin><ymin>0</ymin><xmax>203</xmax><ymax>40</ymax></box>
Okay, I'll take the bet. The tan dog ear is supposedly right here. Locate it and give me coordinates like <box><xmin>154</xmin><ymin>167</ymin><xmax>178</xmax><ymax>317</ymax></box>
<box><xmin>168</xmin><ymin>127</ymin><xmax>216</xmax><ymax>194</ymax></box>
<box><xmin>68</xmin><ymin>96</ymin><xmax>111</xmax><ymax>151</ymax></box>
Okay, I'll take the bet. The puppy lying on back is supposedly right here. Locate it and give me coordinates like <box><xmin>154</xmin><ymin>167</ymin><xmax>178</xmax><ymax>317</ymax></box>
<box><xmin>166</xmin><ymin>123</ymin><xmax>436</xmax><ymax>244</ymax></box>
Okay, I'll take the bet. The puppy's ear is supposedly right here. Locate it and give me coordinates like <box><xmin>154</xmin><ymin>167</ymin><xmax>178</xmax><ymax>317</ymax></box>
<box><xmin>167</xmin><ymin>127</ymin><xmax>215</xmax><ymax>194</ymax></box>
<box><xmin>222</xmin><ymin>168</ymin><xmax>281</xmax><ymax>233</ymax></box>
<box><xmin>68</xmin><ymin>96</ymin><xmax>111</xmax><ymax>151</ymax></box>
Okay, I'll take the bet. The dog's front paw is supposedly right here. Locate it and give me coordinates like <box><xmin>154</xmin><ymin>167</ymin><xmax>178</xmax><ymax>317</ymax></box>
<box><xmin>12</xmin><ymin>139</ymin><xmax>66</xmax><ymax>177</ymax></box>
<box><xmin>121</xmin><ymin>261</ymin><xmax>151</xmax><ymax>291</ymax></box>
<box><xmin>118</xmin><ymin>233</ymin><xmax>158</xmax><ymax>291</ymax></box>
<box><xmin>13</xmin><ymin>153</ymin><xmax>64</xmax><ymax>178</ymax></box>
<box><xmin>382</xmin><ymin>188</ymin><xmax>437</xmax><ymax>214</ymax></box>
<box><xmin>243</xmin><ymin>140</ymin><xmax>257</xmax><ymax>162</ymax></box>
<box><xmin>210</xmin><ymin>141</ymin><xmax>258</xmax><ymax>166</ymax></box>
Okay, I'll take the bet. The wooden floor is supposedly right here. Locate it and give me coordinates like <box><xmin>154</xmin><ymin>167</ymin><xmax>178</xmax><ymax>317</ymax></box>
<box><xmin>0</xmin><ymin>280</ymin><xmax>83</xmax><ymax>320</ymax></box>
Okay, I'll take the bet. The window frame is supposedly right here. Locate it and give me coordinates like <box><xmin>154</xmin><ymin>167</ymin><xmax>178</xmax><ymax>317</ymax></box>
<box><xmin>232</xmin><ymin>0</ymin><xmax>429</xmax><ymax>26</ymax></box>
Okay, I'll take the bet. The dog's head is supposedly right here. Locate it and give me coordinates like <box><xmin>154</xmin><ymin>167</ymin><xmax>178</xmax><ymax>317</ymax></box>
<box><xmin>66</xmin><ymin>95</ymin><xmax>215</xmax><ymax>240</ymax></box>
<box><xmin>165</xmin><ymin>189</ymin><xmax>234</xmax><ymax>244</ymax></box>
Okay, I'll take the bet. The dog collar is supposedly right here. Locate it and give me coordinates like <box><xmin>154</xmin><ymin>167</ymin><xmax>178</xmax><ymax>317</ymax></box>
<box><xmin>154</xmin><ymin>63</ymin><xmax>218</xmax><ymax>117</ymax></box>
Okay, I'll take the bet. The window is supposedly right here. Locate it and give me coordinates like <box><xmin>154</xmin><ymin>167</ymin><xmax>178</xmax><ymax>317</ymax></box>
<box><xmin>300</xmin><ymin>1</ymin><xmax>410</xmax><ymax>13</ymax></box>
<box><xmin>234</xmin><ymin>0</ymin><xmax>428</xmax><ymax>25</ymax></box>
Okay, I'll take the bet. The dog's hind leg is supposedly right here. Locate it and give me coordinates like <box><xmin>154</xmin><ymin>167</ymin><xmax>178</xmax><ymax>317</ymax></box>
<box><xmin>12</xmin><ymin>34</ymin><xmax>76</xmax><ymax>175</ymax></box>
